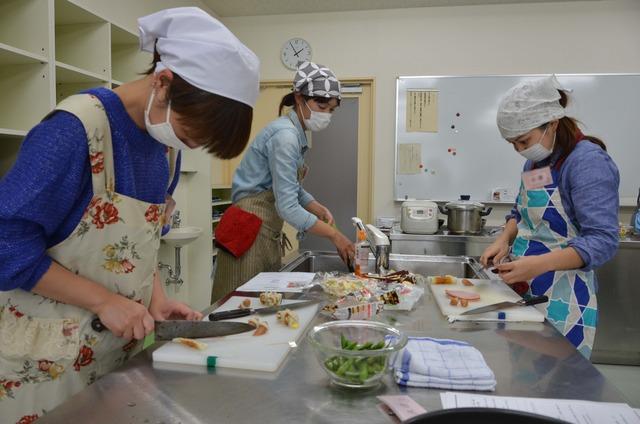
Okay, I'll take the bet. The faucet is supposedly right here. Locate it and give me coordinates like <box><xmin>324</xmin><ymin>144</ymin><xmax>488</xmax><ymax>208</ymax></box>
<box><xmin>158</xmin><ymin>246</ymin><xmax>183</xmax><ymax>290</ymax></box>
<box><xmin>351</xmin><ymin>217</ymin><xmax>390</xmax><ymax>275</ymax></box>
<box><xmin>171</xmin><ymin>210</ymin><xmax>181</xmax><ymax>229</ymax></box>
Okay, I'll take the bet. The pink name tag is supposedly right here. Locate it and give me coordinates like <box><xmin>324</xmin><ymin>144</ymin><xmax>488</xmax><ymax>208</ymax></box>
<box><xmin>377</xmin><ymin>395</ymin><xmax>427</xmax><ymax>422</ymax></box>
<box><xmin>522</xmin><ymin>167</ymin><xmax>553</xmax><ymax>190</ymax></box>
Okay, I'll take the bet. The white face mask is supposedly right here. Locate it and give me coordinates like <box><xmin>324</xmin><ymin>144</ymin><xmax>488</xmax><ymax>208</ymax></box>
<box><xmin>144</xmin><ymin>89</ymin><xmax>190</xmax><ymax>150</ymax></box>
<box><xmin>301</xmin><ymin>100</ymin><xmax>332</xmax><ymax>132</ymax></box>
<box><xmin>518</xmin><ymin>126</ymin><xmax>555</xmax><ymax>162</ymax></box>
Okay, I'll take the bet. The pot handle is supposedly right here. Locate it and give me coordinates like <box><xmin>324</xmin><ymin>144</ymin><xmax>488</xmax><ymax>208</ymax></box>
<box><xmin>438</xmin><ymin>205</ymin><xmax>448</xmax><ymax>214</ymax></box>
<box><xmin>480</xmin><ymin>207</ymin><xmax>493</xmax><ymax>217</ymax></box>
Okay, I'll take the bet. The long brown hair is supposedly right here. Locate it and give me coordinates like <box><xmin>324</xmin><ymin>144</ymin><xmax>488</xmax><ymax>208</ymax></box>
<box><xmin>544</xmin><ymin>90</ymin><xmax>606</xmax><ymax>165</ymax></box>
<box><xmin>145</xmin><ymin>50</ymin><xmax>253</xmax><ymax>159</ymax></box>
<box><xmin>278</xmin><ymin>92</ymin><xmax>341</xmax><ymax>116</ymax></box>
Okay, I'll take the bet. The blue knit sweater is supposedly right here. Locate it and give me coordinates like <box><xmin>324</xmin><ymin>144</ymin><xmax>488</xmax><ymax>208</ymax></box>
<box><xmin>0</xmin><ymin>88</ymin><xmax>180</xmax><ymax>291</ymax></box>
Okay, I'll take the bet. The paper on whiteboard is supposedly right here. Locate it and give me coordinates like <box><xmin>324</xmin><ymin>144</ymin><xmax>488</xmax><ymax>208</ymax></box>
<box><xmin>440</xmin><ymin>392</ymin><xmax>639</xmax><ymax>424</ymax></box>
<box><xmin>407</xmin><ymin>90</ymin><xmax>438</xmax><ymax>132</ymax></box>
<box><xmin>398</xmin><ymin>143</ymin><xmax>422</xmax><ymax>174</ymax></box>
<box><xmin>236</xmin><ymin>272</ymin><xmax>316</xmax><ymax>292</ymax></box>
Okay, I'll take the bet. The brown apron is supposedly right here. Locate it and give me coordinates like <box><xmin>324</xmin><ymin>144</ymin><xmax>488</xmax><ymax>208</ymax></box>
<box><xmin>211</xmin><ymin>191</ymin><xmax>292</xmax><ymax>303</ymax></box>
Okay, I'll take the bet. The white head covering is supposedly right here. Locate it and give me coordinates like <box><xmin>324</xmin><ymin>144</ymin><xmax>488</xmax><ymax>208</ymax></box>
<box><xmin>496</xmin><ymin>75</ymin><xmax>566</xmax><ymax>139</ymax></box>
<box><xmin>138</xmin><ymin>7</ymin><xmax>260</xmax><ymax>108</ymax></box>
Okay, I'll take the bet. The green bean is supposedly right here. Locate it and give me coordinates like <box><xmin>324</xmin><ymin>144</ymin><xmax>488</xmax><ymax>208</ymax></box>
<box><xmin>371</xmin><ymin>340</ymin><xmax>386</xmax><ymax>350</ymax></box>
<box><xmin>358</xmin><ymin>362</ymin><xmax>369</xmax><ymax>382</ymax></box>
<box><xmin>336</xmin><ymin>358</ymin><xmax>354</xmax><ymax>376</ymax></box>
<box><xmin>330</xmin><ymin>336</ymin><xmax>390</xmax><ymax>383</ymax></box>
<box><xmin>356</xmin><ymin>342</ymin><xmax>373</xmax><ymax>350</ymax></box>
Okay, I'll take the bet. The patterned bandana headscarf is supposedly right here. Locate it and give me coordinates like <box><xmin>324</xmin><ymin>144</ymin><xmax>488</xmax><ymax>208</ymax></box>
<box><xmin>293</xmin><ymin>61</ymin><xmax>341</xmax><ymax>99</ymax></box>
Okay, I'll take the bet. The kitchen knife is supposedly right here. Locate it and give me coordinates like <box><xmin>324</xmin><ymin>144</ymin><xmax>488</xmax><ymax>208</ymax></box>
<box><xmin>208</xmin><ymin>299</ymin><xmax>319</xmax><ymax>321</ymax></box>
<box><xmin>459</xmin><ymin>295</ymin><xmax>548</xmax><ymax>316</ymax></box>
<box><xmin>90</xmin><ymin>318</ymin><xmax>254</xmax><ymax>340</ymax></box>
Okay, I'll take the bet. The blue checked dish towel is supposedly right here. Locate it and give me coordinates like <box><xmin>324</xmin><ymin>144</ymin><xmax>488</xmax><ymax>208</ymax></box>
<box><xmin>391</xmin><ymin>337</ymin><xmax>496</xmax><ymax>391</ymax></box>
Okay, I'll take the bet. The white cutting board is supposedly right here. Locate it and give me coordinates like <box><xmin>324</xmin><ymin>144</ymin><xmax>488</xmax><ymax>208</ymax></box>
<box><xmin>429</xmin><ymin>279</ymin><xmax>545</xmax><ymax>322</ymax></box>
<box><xmin>152</xmin><ymin>297</ymin><xmax>318</xmax><ymax>372</ymax></box>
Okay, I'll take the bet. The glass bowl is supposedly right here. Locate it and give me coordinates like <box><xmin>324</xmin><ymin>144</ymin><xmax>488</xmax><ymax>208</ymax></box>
<box><xmin>307</xmin><ymin>320</ymin><xmax>407</xmax><ymax>388</ymax></box>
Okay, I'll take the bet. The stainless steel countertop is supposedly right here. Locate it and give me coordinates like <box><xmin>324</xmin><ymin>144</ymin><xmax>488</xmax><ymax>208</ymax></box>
<box><xmin>619</xmin><ymin>234</ymin><xmax>640</xmax><ymax>248</ymax></box>
<box><xmin>40</xmin><ymin>285</ymin><xmax>629</xmax><ymax>422</ymax></box>
<box><xmin>390</xmin><ymin>225</ymin><xmax>640</xmax><ymax>248</ymax></box>
<box><xmin>389</xmin><ymin>225</ymin><xmax>501</xmax><ymax>242</ymax></box>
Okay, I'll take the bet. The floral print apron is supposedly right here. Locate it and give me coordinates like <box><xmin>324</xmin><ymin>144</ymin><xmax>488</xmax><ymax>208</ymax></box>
<box><xmin>0</xmin><ymin>94</ymin><xmax>174</xmax><ymax>423</ymax></box>
<box><xmin>512</xmin><ymin>166</ymin><xmax>597</xmax><ymax>359</ymax></box>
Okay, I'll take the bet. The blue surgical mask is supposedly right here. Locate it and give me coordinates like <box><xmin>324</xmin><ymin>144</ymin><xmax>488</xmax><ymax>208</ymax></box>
<box><xmin>519</xmin><ymin>126</ymin><xmax>555</xmax><ymax>162</ymax></box>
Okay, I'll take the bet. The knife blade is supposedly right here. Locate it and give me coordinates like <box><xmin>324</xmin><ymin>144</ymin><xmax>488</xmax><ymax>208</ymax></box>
<box><xmin>208</xmin><ymin>299</ymin><xmax>319</xmax><ymax>321</ymax></box>
<box><xmin>459</xmin><ymin>295</ymin><xmax>548</xmax><ymax>316</ymax></box>
<box><xmin>154</xmin><ymin>320</ymin><xmax>255</xmax><ymax>340</ymax></box>
<box><xmin>90</xmin><ymin>318</ymin><xmax>254</xmax><ymax>340</ymax></box>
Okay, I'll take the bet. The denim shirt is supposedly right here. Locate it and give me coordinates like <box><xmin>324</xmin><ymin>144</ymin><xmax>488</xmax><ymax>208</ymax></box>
<box><xmin>506</xmin><ymin>140</ymin><xmax>620</xmax><ymax>271</ymax></box>
<box><xmin>232</xmin><ymin>111</ymin><xmax>317</xmax><ymax>232</ymax></box>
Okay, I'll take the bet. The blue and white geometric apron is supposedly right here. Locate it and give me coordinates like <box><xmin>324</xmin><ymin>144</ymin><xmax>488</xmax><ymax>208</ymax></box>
<box><xmin>512</xmin><ymin>166</ymin><xmax>597</xmax><ymax>359</ymax></box>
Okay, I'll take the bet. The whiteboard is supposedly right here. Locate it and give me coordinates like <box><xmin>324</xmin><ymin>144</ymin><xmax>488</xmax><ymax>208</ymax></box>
<box><xmin>394</xmin><ymin>74</ymin><xmax>640</xmax><ymax>205</ymax></box>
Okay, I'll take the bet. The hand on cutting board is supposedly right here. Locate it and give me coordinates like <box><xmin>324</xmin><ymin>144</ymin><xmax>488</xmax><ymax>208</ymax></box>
<box><xmin>149</xmin><ymin>297</ymin><xmax>203</xmax><ymax>322</ymax></box>
<box><xmin>94</xmin><ymin>293</ymin><xmax>155</xmax><ymax>341</ymax></box>
<box><xmin>495</xmin><ymin>255</ymin><xmax>548</xmax><ymax>284</ymax></box>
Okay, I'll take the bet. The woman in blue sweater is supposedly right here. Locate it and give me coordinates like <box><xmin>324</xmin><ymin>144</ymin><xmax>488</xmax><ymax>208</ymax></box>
<box><xmin>481</xmin><ymin>75</ymin><xmax>620</xmax><ymax>358</ymax></box>
<box><xmin>0</xmin><ymin>8</ymin><xmax>259</xmax><ymax>422</ymax></box>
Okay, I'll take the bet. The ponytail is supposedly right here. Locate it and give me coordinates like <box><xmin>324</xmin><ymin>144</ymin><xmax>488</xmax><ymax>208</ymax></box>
<box><xmin>548</xmin><ymin>91</ymin><xmax>607</xmax><ymax>165</ymax></box>
<box><xmin>279</xmin><ymin>92</ymin><xmax>295</xmax><ymax>116</ymax></box>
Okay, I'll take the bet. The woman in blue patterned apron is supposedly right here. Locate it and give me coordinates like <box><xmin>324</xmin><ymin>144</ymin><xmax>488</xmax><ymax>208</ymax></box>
<box><xmin>0</xmin><ymin>8</ymin><xmax>259</xmax><ymax>422</ymax></box>
<box><xmin>480</xmin><ymin>75</ymin><xmax>620</xmax><ymax>359</ymax></box>
<box><xmin>212</xmin><ymin>62</ymin><xmax>355</xmax><ymax>303</ymax></box>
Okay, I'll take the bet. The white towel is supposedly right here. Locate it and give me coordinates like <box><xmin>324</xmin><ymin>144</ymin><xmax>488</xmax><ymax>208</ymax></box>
<box><xmin>392</xmin><ymin>337</ymin><xmax>496</xmax><ymax>391</ymax></box>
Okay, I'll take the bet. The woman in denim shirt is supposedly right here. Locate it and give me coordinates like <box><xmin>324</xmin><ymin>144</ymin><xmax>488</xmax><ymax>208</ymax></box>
<box><xmin>212</xmin><ymin>62</ymin><xmax>354</xmax><ymax>301</ymax></box>
<box><xmin>480</xmin><ymin>75</ymin><xmax>620</xmax><ymax>358</ymax></box>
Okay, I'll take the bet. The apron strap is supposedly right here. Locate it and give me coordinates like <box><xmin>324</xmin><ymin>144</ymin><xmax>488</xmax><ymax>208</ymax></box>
<box><xmin>50</xmin><ymin>94</ymin><xmax>115</xmax><ymax>195</ymax></box>
<box><xmin>166</xmin><ymin>148</ymin><xmax>179</xmax><ymax>191</ymax></box>
<box><xmin>280</xmin><ymin>232</ymin><xmax>292</xmax><ymax>257</ymax></box>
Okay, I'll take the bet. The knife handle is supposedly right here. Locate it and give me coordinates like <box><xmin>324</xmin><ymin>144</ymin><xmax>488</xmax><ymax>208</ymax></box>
<box><xmin>524</xmin><ymin>295</ymin><xmax>549</xmax><ymax>306</ymax></box>
<box><xmin>91</xmin><ymin>317</ymin><xmax>106</xmax><ymax>332</ymax></box>
<box><xmin>209</xmin><ymin>308</ymin><xmax>252</xmax><ymax>321</ymax></box>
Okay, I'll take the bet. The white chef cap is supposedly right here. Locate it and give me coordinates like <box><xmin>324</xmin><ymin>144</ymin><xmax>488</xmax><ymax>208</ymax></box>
<box><xmin>138</xmin><ymin>7</ymin><xmax>260</xmax><ymax>108</ymax></box>
<box><xmin>496</xmin><ymin>75</ymin><xmax>566</xmax><ymax>139</ymax></box>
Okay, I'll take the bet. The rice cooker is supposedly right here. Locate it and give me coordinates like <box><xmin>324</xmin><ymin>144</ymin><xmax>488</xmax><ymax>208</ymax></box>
<box><xmin>401</xmin><ymin>201</ymin><xmax>439</xmax><ymax>234</ymax></box>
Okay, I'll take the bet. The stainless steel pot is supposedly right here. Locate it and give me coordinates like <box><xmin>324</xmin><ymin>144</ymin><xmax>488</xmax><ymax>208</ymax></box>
<box><xmin>438</xmin><ymin>196</ymin><xmax>493</xmax><ymax>234</ymax></box>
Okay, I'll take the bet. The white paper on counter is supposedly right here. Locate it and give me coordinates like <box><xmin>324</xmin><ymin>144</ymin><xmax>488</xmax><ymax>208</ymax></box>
<box><xmin>236</xmin><ymin>272</ymin><xmax>316</xmax><ymax>292</ymax></box>
<box><xmin>440</xmin><ymin>392</ymin><xmax>639</xmax><ymax>424</ymax></box>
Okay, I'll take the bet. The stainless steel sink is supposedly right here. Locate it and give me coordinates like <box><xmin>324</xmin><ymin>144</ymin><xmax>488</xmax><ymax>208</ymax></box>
<box><xmin>281</xmin><ymin>250</ymin><xmax>490</xmax><ymax>279</ymax></box>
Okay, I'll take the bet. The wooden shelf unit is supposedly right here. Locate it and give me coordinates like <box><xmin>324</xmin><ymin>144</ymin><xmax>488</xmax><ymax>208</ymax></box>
<box><xmin>0</xmin><ymin>0</ymin><xmax>149</xmax><ymax>177</ymax></box>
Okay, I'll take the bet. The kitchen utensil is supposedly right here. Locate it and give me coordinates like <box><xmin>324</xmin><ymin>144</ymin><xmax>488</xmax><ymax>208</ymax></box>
<box><xmin>307</xmin><ymin>320</ymin><xmax>407</xmax><ymax>389</ymax></box>
<box><xmin>152</xmin><ymin>296</ymin><xmax>319</xmax><ymax>371</ymax></box>
<box><xmin>460</xmin><ymin>295</ymin><xmax>548</xmax><ymax>315</ymax></box>
<box><xmin>90</xmin><ymin>318</ymin><xmax>254</xmax><ymax>340</ymax></box>
<box><xmin>429</xmin><ymin>279</ymin><xmax>545</xmax><ymax>322</ymax></box>
<box><xmin>439</xmin><ymin>195</ymin><xmax>492</xmax><ymax>235</ymax></box>
<box><xmin>401</xmin><ymin>200</ymin><xmax>439</xmax><ymax>234</ymax></box>
<box><xmin>208</xmin><ymin>299</ymin><xmax>320</xmax><ymax>321</ymax></box>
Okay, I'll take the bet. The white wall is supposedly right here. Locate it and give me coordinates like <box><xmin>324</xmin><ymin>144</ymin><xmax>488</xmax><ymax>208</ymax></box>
<box><xmin>72</xmin><ymin>0</ymin><xmax>217</xmax><ymax>33</ymax></box>
<box><xmin>222</xmin><ymin>0</ymin><xmax>640</xmax><ymax>226</ymax></box>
